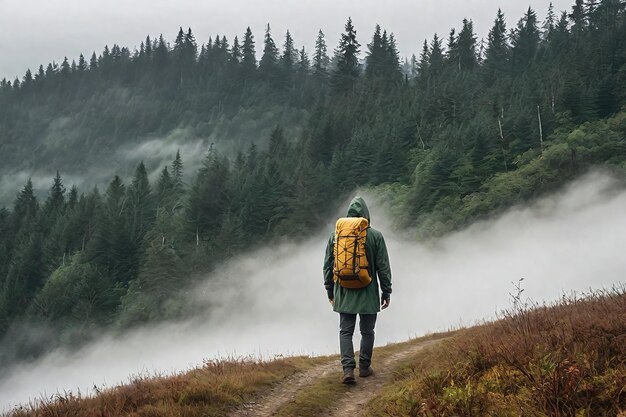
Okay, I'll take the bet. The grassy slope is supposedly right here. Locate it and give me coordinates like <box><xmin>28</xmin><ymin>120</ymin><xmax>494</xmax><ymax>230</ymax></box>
<box><xmin>7</xmin><ymin>289</ymin><xmax>625</xmax><ymax>417</ymax></box>
<box><xmin>365</xmin><ymin>288</ymin><xmax>626</xmax><ymax>417</ymax></box>
<box><xmin>7</xmin><ymin>355</ymin><xmax>328</xmax><ymax>417</ymax></box>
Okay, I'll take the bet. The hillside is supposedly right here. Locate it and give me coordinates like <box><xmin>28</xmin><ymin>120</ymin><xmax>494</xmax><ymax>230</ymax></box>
<box><xmin>1</xmin><ymin>0</ymin><xmax>626</xmax><ymax>376</ymax></box>
<box><xmin>5</xmin><ymin>287</ymin><xmax>624</xmax><ymax>416</ymax></box>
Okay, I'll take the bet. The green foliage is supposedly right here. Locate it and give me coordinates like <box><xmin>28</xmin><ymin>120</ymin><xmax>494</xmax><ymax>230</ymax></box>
<box><xmin>30</xmin><ymin>254</ymin><xmax>121</xmax><ymax>326</ymax></box>
<box><xmin>1</xmin><ymin>1</ymin><xmax>626</xmax><ymax>364</ymax></box>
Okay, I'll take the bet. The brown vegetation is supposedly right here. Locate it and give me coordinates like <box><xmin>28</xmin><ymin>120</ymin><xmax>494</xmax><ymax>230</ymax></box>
<box><xmin>7</xmin><ymin>286</ymin><xmax>624</xmax><ymax>417</ymax></box>
<box><xmin>6</xmin><ymin>356</ymin><xmax>323</xmax><ymax>417</ymax></box>
<box><xmin>365</xmin><ymin>285</ymin><xmax>626</xmax><ymax>417</ymax></box>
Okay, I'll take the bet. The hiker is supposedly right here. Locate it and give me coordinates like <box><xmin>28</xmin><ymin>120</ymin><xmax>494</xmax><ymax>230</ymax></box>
<box><xmin>323</xmin><ymin>196</ymin><xmax>392</xmax><ymax>384</ymax></box>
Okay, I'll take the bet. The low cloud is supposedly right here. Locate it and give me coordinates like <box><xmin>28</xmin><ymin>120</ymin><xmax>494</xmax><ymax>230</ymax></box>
<box><xmin>1</xmin><ymin>171</ymin><xmax>625</xmax><ymax>410</ymax></box>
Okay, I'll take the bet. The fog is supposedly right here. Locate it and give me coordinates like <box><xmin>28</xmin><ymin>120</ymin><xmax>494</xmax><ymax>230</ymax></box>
<box><xmin>1</xmin><ymin>171</ymin><xmax>625</xmax><ymax>410</ymax></box>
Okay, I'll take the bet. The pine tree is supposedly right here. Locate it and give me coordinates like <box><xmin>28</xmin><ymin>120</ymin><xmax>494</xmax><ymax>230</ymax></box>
<box><xmin>22</xmin><ymin>69</ymin><xmax>33</xmax><ymax>88</ymax></box>
<box><xmin>417</xmin><ymin>40</ymin><xmax>430</xmax><ymax>79</ymax></box>
<box><xmin>89</xmin><ymin>52</ymin><xmax>98</xmax><ymax>70</ymax></box>
<box><xmin>259</xmin><ymin>24</ymin><xmax>279</xmax><ymax>82</ymax></box>
<box><xmin>12</xmin><ymin>179</ymin><xmax>38</xmax><ymax>234</ymax></box>
<box><xmin>156</xmin><ymin>166</ymin><xmax>173</xmax><ymax>208</ymax></box>
<box><xmin>456</xmin><ymin>19</ymin><xmax>478</xmax><ymax>72</ymax></box>
<box><xmin>543</xmin><ymin>3</ymin><xmax>557</xmax><ymax>40</ymax></box>
<box><xmin>35</xmin><ymin>65</ymin><xmax>45</xmax><ymax>82</ymax></box>
<box><xmin>78</xmin><ymin>54</ymin><xmax>87</xmax><ymax>71</ymax></box>
<box><xmin>44</xmin><ymin>171</ymin><xmax>66</xmax><ymax>220</ymax></box>
<box><xmin>483</xmin><ymin>9</ymin><xmax>509</xmax><ymax>81</ymax></box>
<box><xmin>429</xmin><ymin>34</ymin><xmax>444</xmax><ymax>76</ymax></box>
<box><xmin>60</xmin><ymin>57</ymin><xmax>71</xmax><ymax>76</ymax></box>
<box><xmin>313</xmin><ymin>30</ymin><xmax>330</xmax><ymax>79</ymax></box>
<box><xmin>511</xmin><ymin>7</ymin><xmax>540</xmax><ymax>71</ymax></box>
<box><xmin>171</xmin><ymin>149</ymin><xmax>185</xmax><ymax>199</ymax></box>
<box><xmin>296</xmin><ymin>46</ymin><xmax>310</xmax><ymax>83</ymax></box>
<box><xmin>570</xmin><ymin>0</ymin><xmax>587</xmax><ymax>33</ymax></box>
<box><xmin>280</xmin><ymin>30</ymin><xmax>296</xmax><ymax>86</ymax></box>
<box><xmin>230</xmin><ymin>35</ymin><xmax>242</xmax><ymax>63</ymax></box>
<box><xmin>145</xmin><ymin>35</ymin><xmax>152</xmax><ymax>58</ymax></box>
<box><xmin>128</xmin><ymin>161</ymin><xmax>153</xmax><ymax>245</ymax></box>
<box><xmin>241</xmin><ymin>27</ymin><xmax>257</xmax><ymax>80</ymax></box>
<box><xmin>331</xmin><ymin>17</ymin><xmax>361</xmax><ymax>94</ymax></box>
<box><xmin>365</xmin><ymin>24</ymin><xmax>384</xmax><ymax>79</ymax></box>
<box><xmin>186</xmin><ymin>145</ymin><xmax>230</xmax><ymax>243</ymax></box>
<box><xmin>386</xmin><ymin>33</ymin><xmax>402</xmax><ymax>77</ymax></box>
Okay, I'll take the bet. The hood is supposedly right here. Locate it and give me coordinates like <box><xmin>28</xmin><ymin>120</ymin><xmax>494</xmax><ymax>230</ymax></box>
<box><xmin>346</xmin><ymin>196</ymin><xmax>371</xmax><ymax>223</ymax></box>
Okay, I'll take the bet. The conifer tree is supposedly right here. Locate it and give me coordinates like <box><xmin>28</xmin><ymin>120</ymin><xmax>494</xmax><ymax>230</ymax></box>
<box><xmin>417</xmin><ymin>40</ymin><xmax>430</xmax><ymax>80</ymax></box>
<box><xmin>455</xmin><ymin>19</ymin><xmax>477</xmax><ymax>72</ymax></box>
<box><xmin>230</xmin><ymin>35</ymin><xmax>242</xmax><ymax>63</ymax></box>
<box><xmin>280</xmin><ymin>30</ymin><xmax>296</xmax><ymax>86</ymax></box>
<box><xmin>429</xmin><ymin>34</ymin><xmax>444</xmax><ymax>76</ymax></box>
<box><xmin>313</xmin><ymin>30</ymin><xmax>330</xmax><ymax>79</ymax></box>
<box><xmin>128</xmin><ymin>161</ymin><xmax>153</xmax><ymax>245</ymax></box>
<box><xmin>511</xmin><ymin>7</ymin><xmax>540</xmax><ymax>71</ymax></box>
<box><xmin>483</xmin><ymin>9</ymin><xmax>509</xmax><ymax>81</ymax></box>
<box><xmin>241</xmin><ymin>27</ymin><xmax>257</xmax><ymax>80</ymax></box>
<box><xmin>171</xmin><ymin>149</ymin><xmax>185</xmax><ymax>199</ymax></box>
<box><xmin>259</xmin><ymin>24</ymin><xmax>279</xmax><ymax>82</ymax></box>
<box><xmin>35</xmin><ymin>65</ymin><xmax>45</xmax><ymax>82</ymax></box>
<box><xmin>60</xmin><ymin>57</ymin><xmax>71</xmax><ymax>76</ymax></box>
<box><xmin>78</xmin><ymin>54</ymin><xmax>87</xmax><ymax>71</ymax></box>
<box><xmin>365</xmin><ymin>24</ymin><xmax>384</xmax><ymax>79</ymax></box>
<box><xmin>89</xmin><ymin>52</ymin><xmax>98</xmax><ymax>70</ymax></box>
<box><xmin>331</xmin><ymin>17</ymin><xmax>361</xmax><ymax>94</ymax></box>
<box><xmin>543</xmin><ymin>3</ymin><xmax>557</xmax><ymax>39</ymax></box>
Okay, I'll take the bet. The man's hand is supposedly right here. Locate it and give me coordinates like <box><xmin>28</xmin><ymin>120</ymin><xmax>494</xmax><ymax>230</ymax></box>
<box><xmin>329</xmin><ymin>299</ymin><xmax>334</xmax><ymax>307</ymax></box>
<box><xmin>381</xmin><ymin>296</ymin><xmax>390</xmax><ymax>310</ymax></box>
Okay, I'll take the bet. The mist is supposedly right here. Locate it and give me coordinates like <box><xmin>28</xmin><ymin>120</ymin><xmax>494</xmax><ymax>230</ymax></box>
<box><xmin>1</xmin><ymin>171</ymin><xmax>625</xmax><ymax>410</ymax></box>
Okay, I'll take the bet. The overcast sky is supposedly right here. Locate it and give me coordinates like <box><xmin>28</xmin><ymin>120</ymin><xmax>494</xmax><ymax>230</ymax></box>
<box><xmin>0</xmin><ymin>0</ymin><xmax>574</xmax><ymax>81</ymax></box>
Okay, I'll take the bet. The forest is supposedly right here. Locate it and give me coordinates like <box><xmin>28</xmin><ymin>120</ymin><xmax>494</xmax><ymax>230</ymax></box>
<box><xmin>0</xmin><ymin>0</ymin><xmax>625</xmax><ymax>367</ymax></box>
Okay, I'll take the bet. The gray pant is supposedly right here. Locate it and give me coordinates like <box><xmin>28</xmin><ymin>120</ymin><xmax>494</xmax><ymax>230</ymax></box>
<box><xmin>339</xmin><ymin>313</ymin><xmax>377</xmax><ymax>370</ymax></box>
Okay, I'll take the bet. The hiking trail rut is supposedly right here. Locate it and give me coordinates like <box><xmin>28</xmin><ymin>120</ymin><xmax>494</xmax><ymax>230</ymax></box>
<box><xmin>231</xmin><ymin>338</ymin><xmax>443</xmax><ymax>417</ymax></box>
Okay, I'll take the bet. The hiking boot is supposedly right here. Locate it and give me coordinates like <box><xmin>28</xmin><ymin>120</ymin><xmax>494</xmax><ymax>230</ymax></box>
<box><xmin>342</xmin><ymin>368</ymin><xmax>356</xmax><ymax>384</ymax></box>
<box><xmin>359</xmin><ymin>366</ymin><xmax>374</xmax><ymax>377</ymax></box>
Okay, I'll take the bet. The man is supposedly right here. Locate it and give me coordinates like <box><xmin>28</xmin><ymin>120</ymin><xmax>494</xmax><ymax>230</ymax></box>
<box><xmin>323</xmin><ymin>196</ymin><xmax>392</xmax><ymax>384</ymax></box>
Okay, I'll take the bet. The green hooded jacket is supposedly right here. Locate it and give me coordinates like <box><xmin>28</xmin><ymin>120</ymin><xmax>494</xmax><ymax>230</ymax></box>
<box><xmin>323</xmin><ymin>197</ymin><xmax>392</xmax><ymax>314</ymax></box>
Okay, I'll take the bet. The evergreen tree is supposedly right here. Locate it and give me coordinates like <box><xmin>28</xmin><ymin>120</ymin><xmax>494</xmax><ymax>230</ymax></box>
<box><xmin>259</xmin><ymin>24</ymin><xmax>279</xmax><ymax>82</ymax></box>
<box><xmin>455</xmin><ymin>19</ymin><xmax>478</xmax><ymax>72</ymax></box>
<box><xmin>280</xmin><ymin>30</ymin><xmax>296</xmax><ymax>86</ymax></box>
<box><xmin>511</xmin><ymin>7</ymin><xmax>540</xmax><ymax>72</ymax></box>
<box><xmin>543</xmin><ymin>3</ymin><xmax>557</xmax><ymax>40</ymax></box>
<box><xmin>230</xmin><ymin>35</ymin><xmax>242</xmax><ymax>64</ymax></box>
<box><xmin>241</xmin><ymin>27</ymin><xmax>257</xmax><ymax>80</ymax></box>
<box><xmin>313</xmin><ymin>30</ymin><xmax>330</xmax><ymax>80</ymax></box>
<box><xmin>365</xmin><ymin>24</ymin><xmax>384</xmax><ymax>79</ymax></box>
<box><xmin>483</xmin><ymin>9</ymin><xmax>509</xmax><ymax>82</ymax></box>
<box><xmin>429</xmin><ymin>34</ymin><xmax>444</xmax><ymax>76</ymax></box>
<box><xmin>78</xmin><ymin>54</ymin><xmax>87</xmax><ymax>71</ymax></box>
<box><xmin>127</xmin><ymin>161</ymin><xmax>153</xmax><ymax>246</ymax></box>
<box><xmin>89</xmin><ymin>52</ymin><xmax>98</xmax><ymax>70</ymax></box>
<box><xmin>171</xmin><ymin>149</ymin><xmax>185</xmax><ymax>199</ymax></box>
<box><xmin>417</xmin><ymin>40</ymin><xmax>430</xmax><ymax>80</ymax></box>
<box><xmin>331</xmin><ymin>17</ymin><xmax>361</xmax><ymax>94</ymax></box>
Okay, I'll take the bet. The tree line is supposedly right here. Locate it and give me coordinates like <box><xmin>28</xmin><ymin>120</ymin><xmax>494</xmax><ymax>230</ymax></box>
<box><xmin>0</xmin><ymin>0</ymin><xmax>625</xmax><ymax>364</ymax></box>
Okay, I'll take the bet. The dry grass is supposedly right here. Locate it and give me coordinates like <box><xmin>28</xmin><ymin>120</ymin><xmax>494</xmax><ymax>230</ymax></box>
<box><xmin>7</xmin><ymin>287</ymin><xmax>624</xmax><ymax>417</ymax></box>
<box><xmin>5</xmin><ymin>355</ymin><xmax>323</xmax><ymax>417</ymax></box>
<box><xmin>365</xmin><ymin>285</ymin><xmax>626</xmax><ymax>417</ymax></box>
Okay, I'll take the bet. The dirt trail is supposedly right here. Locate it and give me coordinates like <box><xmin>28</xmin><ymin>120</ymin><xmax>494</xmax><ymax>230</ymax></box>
<box><xmin>232</xmin><ymin>338</ymin><xmax>443</xmax><ymax>417</ymax></box>
<box><xmin>231</xmin><ymin>360</ymin><xmax>337</xmax><ymax>417</ymax></box>
<box><xmin>326</xmin><ymin>339</ymin><xmax>440</xmax><ymax>417</ymax></box>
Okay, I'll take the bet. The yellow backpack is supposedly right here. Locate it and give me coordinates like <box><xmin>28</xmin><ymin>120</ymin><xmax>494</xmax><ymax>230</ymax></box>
<box><xmin>333</xmin><ymin>217</ymin><xmax>373</xmax><ymax>289</ymax></box>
